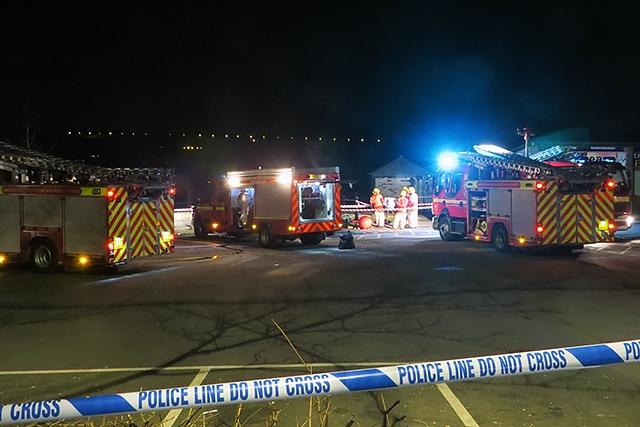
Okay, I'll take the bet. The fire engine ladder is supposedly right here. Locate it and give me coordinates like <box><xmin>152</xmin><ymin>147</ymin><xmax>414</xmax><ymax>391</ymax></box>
<box><xmin>528</xmin><ymin>145</ymin><xmax>566</xmax><ymax>162</ymax></box>
<box><xmin>460</xmin><ymin>145</ymin><xmax>610</xmax><ymax>186</ymax></box>
<box><xmin>459</xmin><ymin>147</ymin><xmax>559</xmax><ymax>179</ymax></box>
<box><xmin>0</xmin><ymin>140</ymin><xmax>174</xmax><ymax>186</ymax></box>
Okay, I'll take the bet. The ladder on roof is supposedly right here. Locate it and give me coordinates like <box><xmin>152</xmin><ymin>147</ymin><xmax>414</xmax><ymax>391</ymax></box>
<box><xmin>460</xmin><ymin>145</ymin><xmax>608</xmax><ymax>185</ymax></box>
<box><xmin>459</xmin><ymin>146</ymin><xmax>557</xmax><ymax>178</ymax></box>
<box><xmin>528</xmin><ymin>145</ymin><xmax>566</xmax><ymax>162</ymax></box>
<box><xmin>0</xmin><ymin>141</ymin><xmax>175</xmax><ymax>186</ymax></box>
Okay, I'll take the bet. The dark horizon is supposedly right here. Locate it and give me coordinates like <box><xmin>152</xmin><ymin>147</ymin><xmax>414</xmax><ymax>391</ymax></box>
<box><xmin>3</xmin><ymin>2</ymin><xmax>640</xmax><ymax>182</ymax></box>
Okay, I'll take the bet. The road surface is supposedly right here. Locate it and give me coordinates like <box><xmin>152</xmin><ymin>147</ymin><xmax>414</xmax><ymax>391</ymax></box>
<box><xmin>0</xmin><ymin>221</ymin><xmax>639</xmax><ymax>426</ymax></box>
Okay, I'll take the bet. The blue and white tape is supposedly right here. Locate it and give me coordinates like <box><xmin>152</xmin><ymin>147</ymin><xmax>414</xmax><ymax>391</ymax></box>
<box><xmin>1</xmin><ymin>339</ymin><xmax>639</xmax><ymax>425</ymax></box>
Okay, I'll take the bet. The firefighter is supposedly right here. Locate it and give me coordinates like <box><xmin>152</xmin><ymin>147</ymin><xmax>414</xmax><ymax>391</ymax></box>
<box><xmin>407</xmin><ymin>186</ymin><xmax>419</xmax><ymax>228</ymax></box>
<box><xmin>237</xmin><ymin>188</ymin><xmax>250</xmax><ymax>227</ymax></box>
<box><xmin>370</xmin><ymin>188</ymin><xmax>385</xmax><ymax>227</ymax></box>
<box><xmin>393</xmin><ymin>190</ymin><xmax>409</xmax><ymax>229</ymax></box>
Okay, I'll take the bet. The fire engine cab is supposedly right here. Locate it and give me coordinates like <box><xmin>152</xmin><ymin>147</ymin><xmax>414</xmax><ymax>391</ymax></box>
<box><xmin>192</xmin><ymin>167</ymin><xmax>342</xmax><ymax>247</ymax></box>
<box><xmin>432</xmin><ymin>145</ymin><xmax>616</xmax><ymax>252</ymax></box>
<box><xmin>0</xmin><ymin>141</ymin><xmax>175</xmax><ymax>272</ymax></box>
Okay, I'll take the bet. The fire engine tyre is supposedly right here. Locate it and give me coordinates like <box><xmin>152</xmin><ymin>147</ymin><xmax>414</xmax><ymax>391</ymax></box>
<box><xmin>194</xmin><ymin>220</ymin><xmax>208</xmax><ymax>239</ymax></box>
<box><xmin>300</xmin><ymin>232</ymin><xmax>324</xmax><ymax>246</ymax></box>
<box><xmin>438</xmin><ymin>216</ymin><xmax>453</xmax><ymax>241</ymax></box>
<box><xmin>492</xmin><ymin>224</ymin><xmax>510</xmax><ymax>253</ymax></box>
<box><xmin>29</xmin><ymin>239</ymin><xmax>59</xmax><ymax>274</ymax></box>
<box><xmin>258</xmin><ymin>225</ymin><xmax>278</xmax><ymax>248</ymax></box>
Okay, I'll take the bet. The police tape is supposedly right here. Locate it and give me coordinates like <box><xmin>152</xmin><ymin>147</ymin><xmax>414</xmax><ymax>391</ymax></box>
<box><xmin>2</xmin><ymin>339</ymin><xmax>639</xmax><ymax>425</ymax></box>
<box><xmin>341</xmin><ymin>203</ymin><xmax>432</xmax><ymax>213</ymax></box>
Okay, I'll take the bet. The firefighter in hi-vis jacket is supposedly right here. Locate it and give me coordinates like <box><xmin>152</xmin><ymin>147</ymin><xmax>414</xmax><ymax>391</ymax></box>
<box><xmin>370</xmin><ymin>188</ymin><xmax>385</xmax><ymax>227</ymax></box>
<box><xmin>393</xmin><ymin>190</ymin><xmax>409</xmax><ymax>229</ymax></box>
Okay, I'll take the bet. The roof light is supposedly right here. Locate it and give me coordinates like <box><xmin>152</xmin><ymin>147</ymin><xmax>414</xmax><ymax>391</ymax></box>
<box><xmin>437</xmin><ymin>152</ymin><xmax>459</xmax><ymax>171</ymax></box>
<box><xmin>276</xmin><ymin>172</ymin><xmax>292</xmax><ymax>185</ymax></box>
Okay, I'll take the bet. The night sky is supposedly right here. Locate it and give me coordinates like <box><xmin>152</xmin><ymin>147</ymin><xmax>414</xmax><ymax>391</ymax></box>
<box><xmin>2</xmin><ymin>2</ymin><xmax>640</xmax><ymax>184</ymax></box>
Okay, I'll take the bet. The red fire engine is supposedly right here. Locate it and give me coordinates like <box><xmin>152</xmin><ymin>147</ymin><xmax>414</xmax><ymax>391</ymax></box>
<box><xmin>192</xmin><ymin>167</ymin><xmax>342</xmax><ymax>247</ymax></box>
<box><xmin>432</xmin><ymin>145</ymin><xmax>616</xmax><ymax>252</ymax></box>
<box><xmin>0</xmin><ymin>142</ymin><xmax>175</xmax><ymax>272</ymax></box>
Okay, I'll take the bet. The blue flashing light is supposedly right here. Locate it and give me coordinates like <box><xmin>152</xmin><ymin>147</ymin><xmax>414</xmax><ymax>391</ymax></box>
<box><xmin>438</xmin><ymin>152</ymin><xmax>459</xmax><ymax>170</ymax></box>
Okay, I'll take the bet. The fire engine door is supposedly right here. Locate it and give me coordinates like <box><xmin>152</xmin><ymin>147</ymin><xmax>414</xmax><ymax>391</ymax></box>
<box><xmin>129</xmin><ymin>200</ymin><xmax>159</xmax><ymax>258</ymax></box>
<box><xmin>559</xmin><ymin>194</ymin><xmax>595</xmax><ymax>244</ymax></box>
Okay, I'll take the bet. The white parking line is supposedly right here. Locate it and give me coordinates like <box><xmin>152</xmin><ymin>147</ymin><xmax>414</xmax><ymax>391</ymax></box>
<box><xmin>437</xmin><ymin>383</ymin><xmax>480</xmax><ymax>427</ymax></box>
<box><xmin>160</xmin><ymin>368</ymin><xmax>210</xmax><ymax>427</ymax></box>
<box><xmin>85</xmin><ymin>267</ymin><xmax>183</xmax><ymax>285</ymax></box>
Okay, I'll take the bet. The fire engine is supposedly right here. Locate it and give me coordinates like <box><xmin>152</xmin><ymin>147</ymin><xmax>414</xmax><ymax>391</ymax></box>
<box><xmin>192</xmin><ymin>167</ymin><xmax>342</xmax><ymax>247</ymax></box>
<box><xmin>0</xmin><ymin>141</ymin><xmax>175</xmax><ymax>272</ymax></box>
<box><xmin>432</xmin><ymin>145</ymin><xmax>616</xmax><ymax>252</ymax></box>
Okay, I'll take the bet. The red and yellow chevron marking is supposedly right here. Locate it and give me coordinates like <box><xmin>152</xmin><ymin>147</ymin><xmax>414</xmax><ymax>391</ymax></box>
<box><xmin>130</xmin><ymin>201</ymin><xmax>157</xmax><ymax>258</ymax></box>
<box><xmin>595</xmin><ymin>187</ymin><xmax>615</xmax><ymax>242</ymax></box>
<box><xmin>108</xmin><ymin>187</ymin><xmax>129</xmax><ymax>263</ymax></box>
<box><xmin>299</xmin><ymin>222</ymin><xmax>334</xmax><ymax>233</ymax></box>
<box><xmin>291</xmin><ymin>185</ymin><xmax>299</xmax><ymax>226</ymax></box>
<box><xmin>574</xmin><ymin>194</ymin><xmax>595</xmax><ymax>244</ymax></box>
<box><xmin>537</xmin><ymin>182</ymin><xmax>616</xmax><ymax>246</ymax></box>
<box><xmin>157</xmin><ymin>197</ymin><xmax>175</xmax><ymax>252</ymax></box>
<box><xmin>334</xmin><ymin>184</ymin><xmax>342</xmax><ymax>224</ymax></box>
<box><xmin>559</xmin><ymin>194</ymin><xmax>578</xmax><ymax>244</ymax></box>
<box><xmin>536</xmin><ymin>181</ymin><xmax>559</xmax><ymax>245</ymax></box>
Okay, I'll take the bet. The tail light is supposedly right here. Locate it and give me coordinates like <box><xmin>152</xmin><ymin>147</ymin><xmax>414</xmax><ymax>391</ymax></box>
<box><xmin>535</xmin><ymin>182</ymin><xmax>545</xmax><ymax>190</ymax></box>
<box><xmin>536</xmin><ymin>225</ymin><xmax>544</xmax><ymax>234</ymax></box>
<box><xmin>608</xmin><ymin>223</ymin><xmax>615</xmax><ymax>230</ymax></box>
<box><xmin>107</xmin><ymin>238</ymin><xmax>115</xmax><ymax>262</ymax></box>
<box><xmin>107</xmin><ymin>190</ymin><xmax>115</xmax><ymax>198</ymax></box>
<box><xmin>606</xmin><ymin>180</ymin><xmax>615</xmax><ymax>189</ymax></box>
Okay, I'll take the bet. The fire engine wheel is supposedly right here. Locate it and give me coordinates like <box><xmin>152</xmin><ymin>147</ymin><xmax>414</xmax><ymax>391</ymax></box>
<box><xmin>492</xmin><ymin>225</ymin><xmax>510</xmax><ymax>253</ymax></box>
<box><xmin>438</xmin><ymin>216</ymin><xmax>453</xmax><ymax>241</ymax></box>
<box><xmin>29</xmin><ymin>239</ymin><xmax>59</xmax><ymax>274</ymax></box>
<box><xmin>300</xmin><ymin>232</ymin><xmax>324</xmax><ymax>246</ymax></box>
<box><xmin>194</xmin><ymin>221</ymin><xmax>208</xmax><ymax>239</ymax></box>
<box><xmin>258</xmin><ymin>225</ymin><xmax>278</xmax><ymax>248</ymax></box>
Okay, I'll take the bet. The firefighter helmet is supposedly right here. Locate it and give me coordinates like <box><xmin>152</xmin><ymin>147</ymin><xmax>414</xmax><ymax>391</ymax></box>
<box><xmin>409</xmin><ymin>186</ymin><xmax>416</xmax><ymax>193</ymax></box>
<box><xmin>372</xmin><ymin>188</ymin><xmax>380</xmax><ymax>194</ymax></box>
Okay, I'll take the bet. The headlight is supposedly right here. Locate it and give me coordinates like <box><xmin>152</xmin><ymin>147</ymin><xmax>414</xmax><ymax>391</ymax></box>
<box><xmin>626</xmin><ymin>216</ymin><xmax>635</xmax><ymax>227</ymax></box>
